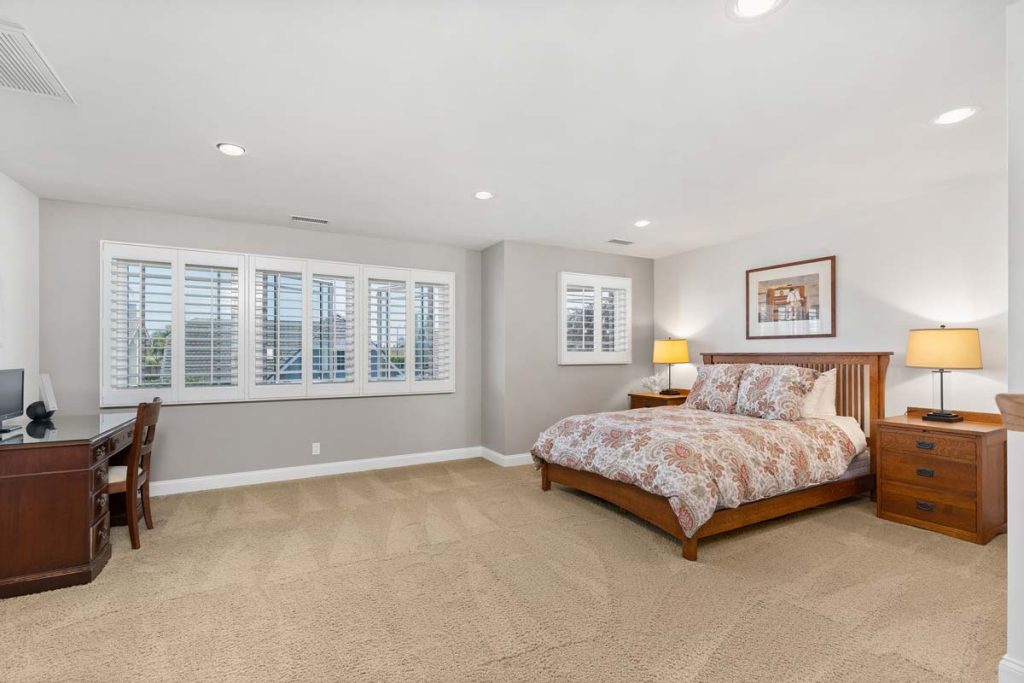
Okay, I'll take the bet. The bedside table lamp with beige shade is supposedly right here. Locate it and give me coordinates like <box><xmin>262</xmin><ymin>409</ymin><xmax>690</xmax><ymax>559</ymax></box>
<box><xmin>653</xmin><ymin>338</ymin><xmax>689</xmax><ymax>396</ymax></box>
<box><xmin>906</xmin><ymin>325</ymin><xmax>982</xmax><ymax>423</ymax></box>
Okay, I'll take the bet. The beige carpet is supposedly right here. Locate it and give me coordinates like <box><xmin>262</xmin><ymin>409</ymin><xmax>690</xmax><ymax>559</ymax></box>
<box><xmin>0</xmin><ymin>459</ymin><xmax>1006</xmax><ymax>682</ymax></box>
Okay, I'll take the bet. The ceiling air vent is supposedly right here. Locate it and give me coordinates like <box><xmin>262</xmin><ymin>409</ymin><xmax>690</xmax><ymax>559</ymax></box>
<box><xmin>0</xmin><ymin>20</ymin><xmax>73</xmax><ymax>101</ymax></box>
<box><xmin>291</xmin><ymin>215</ymin><xmax>329</xmax><ymax>225</ymax></box>
<box><xmin>607</xmin><ymin>239</ymin><xmax>634</xmax><ymax>246</ymax></box>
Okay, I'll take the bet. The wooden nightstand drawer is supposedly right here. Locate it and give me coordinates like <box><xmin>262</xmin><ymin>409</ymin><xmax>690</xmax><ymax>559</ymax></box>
<box><xmin>879</xmin><ymin>429</ymin><xmax>976</xmax><ymax>461</ymax></box>
<box><xmin>878</xmin><ymin>450</ymin><xmax>976</xmax><ymax>496</ymax></box>
<box><xmin>628</xmin><ymin>391</ymin><xmax>688</xmax><ymax>409</ymax></box>
<box><xmin>880</xmin><ymin>482</ymin><xmax>977</xmax><ymax>534</ymax></box>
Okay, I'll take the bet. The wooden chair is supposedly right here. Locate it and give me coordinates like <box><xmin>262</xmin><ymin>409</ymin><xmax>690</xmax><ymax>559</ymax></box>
<box><xmin>107</xmin><ymin>399</ymin><xmax>161</xmax><ymax>549</ymax></box>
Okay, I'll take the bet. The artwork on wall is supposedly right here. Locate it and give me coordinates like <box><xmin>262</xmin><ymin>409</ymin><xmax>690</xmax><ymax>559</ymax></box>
<box><xmin>746</xmin><ymin>256</ymin><xmax>836</xmax><ymax>339</ymax></box>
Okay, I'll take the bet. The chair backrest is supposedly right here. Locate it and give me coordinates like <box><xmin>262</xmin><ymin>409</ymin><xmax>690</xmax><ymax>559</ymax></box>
<box><xmin>126</xmin><ymin>398</ymin><xmax>162</xmax><ymax>491</ymax></box>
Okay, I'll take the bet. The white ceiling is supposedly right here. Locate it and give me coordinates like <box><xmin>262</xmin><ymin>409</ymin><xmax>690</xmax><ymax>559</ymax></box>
<box><xmin>0</xmin><ymin>0</ymin><xmax>1009</xmax><ymax>258</ymax></box>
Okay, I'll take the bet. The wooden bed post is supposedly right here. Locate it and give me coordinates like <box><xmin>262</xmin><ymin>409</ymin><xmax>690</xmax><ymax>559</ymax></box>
<box><xmin>541</xmin><ymin>461</ymin><xmax>551</xmax><ymax>491</ymax></box>
<box><xmin>682</xmin><ymin>537</ymin><xmax>698</xmax><ymax>561</ymax></box>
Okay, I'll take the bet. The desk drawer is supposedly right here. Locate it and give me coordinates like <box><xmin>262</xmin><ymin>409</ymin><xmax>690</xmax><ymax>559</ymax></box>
<box><xmin>91</xmin><ymin>462</ymin><xmax>108</xmax><ymax>493</ymax></box>
<box><xmin>90</xmin><ymin>513</ymin><xmax>110</xmax><ymax>559</ymax></box>
<box><xmin>879</xmin><ymin>451</ymin><xmax>976</xmax><ymax>496</ymax></box>
<box><xmin>92</xmin><ymin>490</ymin><xmax>109</xmax><ymax>523</ymax></box>
<box><xmin>879</xmin><ymin>429</ymin><xmax>976</xmax><ymax>462</ymax></box>
<box><xmin>880</xmin><ymin>484</ymin><xmax>977</xmax><ymax>534</ymax></box>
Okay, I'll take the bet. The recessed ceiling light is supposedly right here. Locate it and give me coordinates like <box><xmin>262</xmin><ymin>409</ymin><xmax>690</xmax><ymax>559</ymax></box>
<box><xmin>633</xmin><ymin>219</ymin><xmax>652</xmax><ymax>228</ymax></box>
<box><xmin>473</xmin><ymin>190</ymin><xmax>494</xmax><ymax>200</ymax></box>
<box><xmin>932</xmin><ymin>107</ymin><xmax>980</xmax><ymax>126</ymax></box>
<box><xmin>216</xmin><ymin>142</ymin><xmax>246</xmax><ymax>156</ymax></box>
<box><xmin>727</xmin><ymin>0</ymin><xmax>787</xmax><ymax>20</ymax></box>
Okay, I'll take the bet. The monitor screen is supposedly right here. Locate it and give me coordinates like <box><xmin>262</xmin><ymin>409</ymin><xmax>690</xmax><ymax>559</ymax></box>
<box><xmin>0</xmin><ymin>369</ymin><xmax>25</xmax><ymax>420</ymax></box>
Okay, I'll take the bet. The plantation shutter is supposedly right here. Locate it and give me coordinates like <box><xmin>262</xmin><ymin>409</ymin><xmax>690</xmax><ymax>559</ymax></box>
<box><xmin>559</xmin><ymin>272</ymin><xmax>632</xmax><ymax>365</ymax></box>
<box><xmin>366</xmin><ymin>277</ymin><xmax>408</xmax><ymax>385</ymax></box>
<box><xmin>600</xmin><ymin>287</ymin><xmax>629</xmax><ymax>353</ymax></box>
<box><xmin>109</xmin><ymin>259</ymin><xmax>174</xmax><ymax>389</ymax></box>
<box><xmin>253</xmin><ymin>264</ymin><xmax>305</xmax><ymax>391</ymax></box>
<box><xmin>312</xmin><ymin>273</ymin><xmax>356</xmax><ymax>384</ymax></box>
<box><xmin>412</xmin><ymin>271</ymin><xmax>454</xmax><ymax>391</ymax></box>
<box><xmin>564</xmin><ymin>285</ymin><xmax>595</xmax><ymax>352</ymax></box>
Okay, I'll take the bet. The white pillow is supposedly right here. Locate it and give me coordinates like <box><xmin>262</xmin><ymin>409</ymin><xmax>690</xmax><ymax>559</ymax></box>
<box><xmin>802</xmin><ymin>369</ymin><xmax>837</xmax><ymax>418</ymax></box>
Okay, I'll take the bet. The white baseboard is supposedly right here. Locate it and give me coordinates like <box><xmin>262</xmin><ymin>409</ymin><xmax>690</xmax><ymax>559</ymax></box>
<box><xmin>1001</xmin><ymin>655</ymin><xmax>1024</xmax><ymax>682</ymax></box>
<box><xmin>480</xmin><ymin>447</ymin><xmax>534</xmax><ymax>468</ymax></box>
<box><xmin>150</xmin><ymin>446</ymin><xmax>482</xmax><ymax>496</ymax></box>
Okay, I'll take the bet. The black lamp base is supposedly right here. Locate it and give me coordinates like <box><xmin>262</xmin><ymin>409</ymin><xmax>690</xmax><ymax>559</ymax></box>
<box><xmin>922</xmin><ymin>411</ymin><xmax>963</xmax><ymax>423</ymax></box>
<box><xmin>659</xmin><ymin>389</ymin><xmax>682</xmax><ymax>396</ymax></box>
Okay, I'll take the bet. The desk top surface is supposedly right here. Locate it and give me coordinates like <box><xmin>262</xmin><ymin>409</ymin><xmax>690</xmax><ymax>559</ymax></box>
<box><xmin>0</xmin><ymin>412</ymin><xmax>136</xmax><ymax>447</ymax></box>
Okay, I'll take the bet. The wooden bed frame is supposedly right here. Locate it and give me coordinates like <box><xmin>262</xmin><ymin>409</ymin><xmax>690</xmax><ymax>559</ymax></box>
<box><xmin>540</xmin><ymin>351</ymin><xmax>892</xmax><ymax>561</ymax></box>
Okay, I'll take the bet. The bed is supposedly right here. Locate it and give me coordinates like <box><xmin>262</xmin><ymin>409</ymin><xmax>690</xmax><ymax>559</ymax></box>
<box><xmin>534</xmin><ymin>351</ymin><xmax>892</xmax><ymax>560</ymax></box>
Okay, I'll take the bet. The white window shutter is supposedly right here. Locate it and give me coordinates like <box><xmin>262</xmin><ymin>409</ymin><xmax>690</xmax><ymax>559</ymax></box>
<box><xmin>558</xmin><ymin>272</ymin><xmax>632</xmax><ymax>365</ymax></box>
<box><xmin>363</xmin><ymin>266</ymin><xmax>411</xmax><ymax>394</ymax></box>
<box><xmin>412</xmin><ymin>270</ymin><xmax>454</xmax><ymax>392</ymax></box>
<box><xmin>101</xmin><ymin>243</ymin><xmax>177</xmax><ymax>406</ymax></box>
<box><xmin>177</xmin><ymin>250</ymin><xmax>245</xmax><ymax>402</ymax></box>
<box><xmin>308</xmin><ymin>261</ymin><xmax>360</xmax><ymax>396</ymax></box>
<box><xmin>248</xmin><ymin>256</ymin><xmax>308</xmax><ymax>399</ymax></box>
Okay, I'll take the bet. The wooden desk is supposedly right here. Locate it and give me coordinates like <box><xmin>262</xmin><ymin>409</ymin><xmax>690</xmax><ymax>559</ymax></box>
<box><xmin>0</xmin><ymin>413</ymin><xmax>136</xmax><ymax>598</ymax></box>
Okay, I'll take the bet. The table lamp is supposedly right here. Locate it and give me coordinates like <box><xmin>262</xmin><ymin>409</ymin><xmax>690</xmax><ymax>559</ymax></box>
<box><xmin>905</xmin><ymin>325</ymin><xmax>982</xmax><ymax>423</ymax></box>
<box><xmin>653</xmin><ymin>338</ymin><xmax>689</xmax><ymax>396</ymax></box>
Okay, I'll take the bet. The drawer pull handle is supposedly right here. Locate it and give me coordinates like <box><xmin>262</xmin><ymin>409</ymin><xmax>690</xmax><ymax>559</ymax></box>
<box><xmin>915</xmin><ymin>501</ymin><xmax>936</xmax><ymax>512</ymax></box>
<box><xmin>916</xmin><ymin>467</ymin><xmax>935</xmax><ymax>478</ymax></box>
<box><xmin>94</xmin><ymin>446</ymin><xmax>107</xmax><ymax>459</ymax></box>
<box><xmin>916</xmin><ymin>440</ymin><xmax>935</xmax><ymax>450</ymax></box>
<box><xmin>97</xmin><ymin>528</ymin><xmax>109</xmax><ymax>547</ymax></box>
<box><xmin>96</xmin><ymin>493</ymin><xmax>109</xmax><ymax>511</ymax></box>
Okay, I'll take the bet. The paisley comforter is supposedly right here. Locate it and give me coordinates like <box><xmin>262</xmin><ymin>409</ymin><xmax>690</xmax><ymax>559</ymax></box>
<box><xmin>531</xmin><ymin>406</ymin><xmax>858</xmax><ymax>538</ymax></box>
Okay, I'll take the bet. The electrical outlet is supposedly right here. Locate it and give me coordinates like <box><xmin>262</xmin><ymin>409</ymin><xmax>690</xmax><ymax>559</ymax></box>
<box><xmin>312</xmin><ymin>442</ymin><xmax>320</xmax><ymax>456</ymax></box>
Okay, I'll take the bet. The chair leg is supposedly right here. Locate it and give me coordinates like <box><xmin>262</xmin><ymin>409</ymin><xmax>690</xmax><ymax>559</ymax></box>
<box><xmin>142</xmin><ymin>481</ymin><xmax>154</xmax><ymax>530</ymax></box>
<box><xmin>127</xmin><ymin>490</ymin><xmax>141</xmax><ymax>550</ymax></box>
<box><xmin>682</xmin><ymin>537</ymin><xmax>698</xmax><ymax>561</ymax></box>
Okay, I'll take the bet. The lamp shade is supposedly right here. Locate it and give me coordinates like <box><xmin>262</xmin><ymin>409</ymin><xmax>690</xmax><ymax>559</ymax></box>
<box><xmin>906</xmin><ymin>327</ymin><xmax>982</xmax><ymax>369</ymax></box>
<box><xmin>653</xmin><ymin>338</ymin><xmax>689</xmax><ymax>365</ymax></box>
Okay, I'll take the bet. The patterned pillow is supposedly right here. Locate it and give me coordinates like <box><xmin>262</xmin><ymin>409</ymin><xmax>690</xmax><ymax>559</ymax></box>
<box><xmin>686</xmin><ymin>364</ymin><xmax>748</xmax><ymax>413</ymax></box>
<box><xmin>736</xmin><ymin>364</ymin><xmax>820</xmax><ymax>421</ymax></box>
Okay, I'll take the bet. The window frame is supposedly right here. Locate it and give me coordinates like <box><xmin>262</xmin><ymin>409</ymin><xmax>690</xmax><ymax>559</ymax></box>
<box><xmin>99</xmin><ymin>242</ymin><xmax>456</xmax><ymax>407</ymax></box>
<box><xmin>557</xmin><ymin>271</ymin><xmax>632</xmax><ymax>366</ymax></box>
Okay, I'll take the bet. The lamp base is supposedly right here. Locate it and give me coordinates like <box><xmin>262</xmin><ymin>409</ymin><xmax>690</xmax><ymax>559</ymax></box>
<box><xmin>659</xmin><ymin>389</ymin><xmax>682</xmax><ymax>396</ymax></box>
<box><xmin>922</xmin><ymin>411</ymin><xmax>964</xmax><ymax>423</ymax></box>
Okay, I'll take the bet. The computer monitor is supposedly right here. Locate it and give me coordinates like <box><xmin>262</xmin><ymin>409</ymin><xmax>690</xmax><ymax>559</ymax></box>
<box><xmin>0</xmin><ymin>369</ymin><xmax>25</xmax><ymax>433</ymax></box>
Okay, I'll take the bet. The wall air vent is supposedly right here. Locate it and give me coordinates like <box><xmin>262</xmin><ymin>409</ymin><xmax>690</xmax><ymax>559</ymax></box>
<box><xmin>607</xmin><ymin>239</ymin><xmax>634</xmax><ymax>246</ymax></box>
<box><xmin>0</xmin><ymin>20</ymin><xmax>73</xmax><ymax>101</ymax></box>
<box><xmin>290</xmin><ymin>215</ymin><xmax>329</xmax><ymax>225</ymax></box>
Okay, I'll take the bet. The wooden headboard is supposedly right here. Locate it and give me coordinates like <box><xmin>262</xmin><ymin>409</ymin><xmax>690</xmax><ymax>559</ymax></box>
<box><xmin>701</xmin><ymin>352</ymin><xmax>892</xmax><ymax>447</ymax></box>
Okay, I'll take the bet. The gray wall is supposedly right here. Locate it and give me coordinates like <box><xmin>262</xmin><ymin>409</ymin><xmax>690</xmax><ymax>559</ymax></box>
<box><xmin>483</xmin><ymin>241</ymin><xmax>655</xmax><ymax>454</ymax></box>
<box><xmin>39</xmin><ymin>200</ymin><xmax>482</xmax><ymax>481</ymax></box>
<box><xmin>481</xmin><ymin>242</ymin><xmax>506</xmax><ymax>452</ymax></box>
<box><xmin>0</xmin><ymin>172</ymin><xmax>39</xmax><ymax>408</ymax></box>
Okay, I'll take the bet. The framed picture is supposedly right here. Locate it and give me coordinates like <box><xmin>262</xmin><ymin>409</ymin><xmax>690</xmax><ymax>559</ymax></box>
<box><xmin>746</xmin><ymin>256</ymin><xmax>836</xmax><ymax>339</ymax></box>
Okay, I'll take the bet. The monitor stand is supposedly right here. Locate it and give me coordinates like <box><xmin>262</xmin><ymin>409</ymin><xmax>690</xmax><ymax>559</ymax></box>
<box><xmin>0</xmin><ymin>417</ymin><xmax>21</xmax><ymax>434</ymax></box>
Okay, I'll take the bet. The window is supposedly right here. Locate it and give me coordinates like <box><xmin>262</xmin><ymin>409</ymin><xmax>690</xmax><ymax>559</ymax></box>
<box><xmin>109</xmin><ymin>257</ymin><xmax>173</xmax><ymax>389</ymax></box>
<box><xmin>558</xmin><ymin>272</ymin><xmax>632</xmax><ymax>365</ymax></box>
<box><xmin>367</xmin><ymin>277</ymin><xmax>407</xmax><ymax>384</ymax></box>
<box><xmin>178</xmin><ymin>250</ymin><xmax>245</xmax><ymax>402</ymax></box>
<box><xmin>101</xmin><ymin>242</ymin><xmax>455</xmax><ymax>406</ymax></box>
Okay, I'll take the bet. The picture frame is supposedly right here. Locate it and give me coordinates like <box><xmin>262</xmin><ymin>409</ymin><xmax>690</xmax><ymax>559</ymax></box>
<box><xmin>746</xmin><ymin>256</ymin><xmax>836</xmax><ymax>339</ymax></box>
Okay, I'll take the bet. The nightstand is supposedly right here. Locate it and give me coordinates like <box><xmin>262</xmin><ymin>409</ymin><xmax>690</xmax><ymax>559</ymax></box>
<box><xmin>628</xmin><ymin>391</ymin><xmax>689</xmax><ymax>409</ymax></box>
<box><xmin>875</xmin><ymin>408</ymin><xmax>1007</xmax><ymax>544</ymax></box>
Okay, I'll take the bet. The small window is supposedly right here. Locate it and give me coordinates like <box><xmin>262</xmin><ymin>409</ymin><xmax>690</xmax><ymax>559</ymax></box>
<box><xmin>558</xmin><ymin>272</ymin><xmax>632</xmax><ymax>365</ymax></box>
<box><xmin>109</xmin><ymin>258</ymin><xmax>174</xmax><ymax>389</ymax></box>
<box><xmin>415</xmin><ymin>280</ymin><xmax>451</xmax><ymax>382</ymax></box>
<box><xmin>367</xmin><ymin>277</ymin><xmax>407</xmax><ymax>384</ymax></box>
